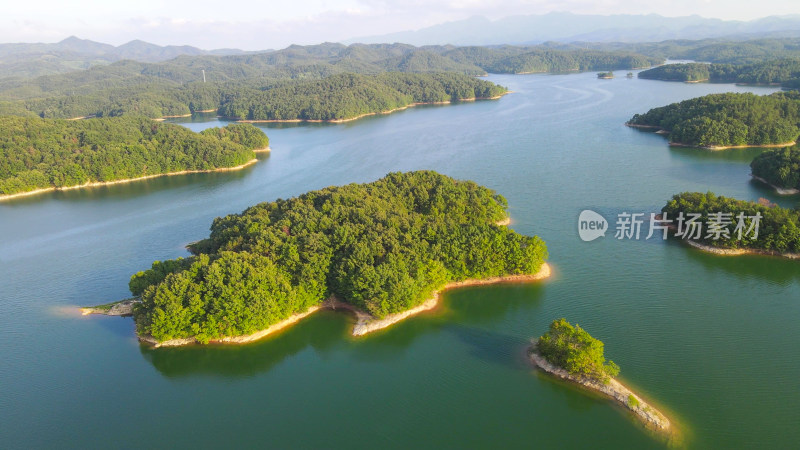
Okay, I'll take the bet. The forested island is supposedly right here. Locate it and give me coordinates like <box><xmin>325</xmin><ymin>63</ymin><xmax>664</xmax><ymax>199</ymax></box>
<box><xmin>662</xmin><ymin>192</ymin><xmax>800</xmax><ymax>257</ymax></box>
<box><xmin>529</xmin><ymin>319</ymin><xmax>670</xmax><ymax>432</ymax></box>
<box><xmin>597</xmin><ymin>71</ymin><xmax>614</xmax><ymax>79</ymax></box>
<box><xmin>628</xmin><ymin>92</ymin><xmax>800</xmax><ymax>148</ymax></box>
<box><xmin>85</xmin><ymin>172</ymin><xmax>550</xmax><ymax>346</ymax></box>
<box><xmin>219</xmin><ymin>72</ymin><xmax>508</xmax><ymax>122</ymax></box>
<box><xmin>750</xmin><ymin>147</ymin><xmax>800</xmax><ymax>194</ymax></box>
<box><xmin>0</xmin><ymin>116</ymin><xmax>268</xmax><ymax>198</ymax></box>
<box><xmin>637</xmin><ymin>59</ymin><xmax>800</xmax><ymax>88</ymax></box>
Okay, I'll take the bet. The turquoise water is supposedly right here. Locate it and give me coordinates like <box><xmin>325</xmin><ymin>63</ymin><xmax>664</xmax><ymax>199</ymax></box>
<box><xmin>1</xmin><ymin>72</ymin><xmax>797</xmax><ymax>449</ymax></box>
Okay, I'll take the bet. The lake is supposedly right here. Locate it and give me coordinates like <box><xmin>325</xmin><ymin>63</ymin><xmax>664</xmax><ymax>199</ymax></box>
<box><xmin>1</xmin><ymin>72</ymin><xmax>797</xmax><ymax>449</ymax></box>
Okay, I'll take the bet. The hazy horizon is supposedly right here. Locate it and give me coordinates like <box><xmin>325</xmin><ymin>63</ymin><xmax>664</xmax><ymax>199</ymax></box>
<box><xmin>3</xmin><ymin>1</ymin><xmax>800</xmax><ymax>50</ymax></box>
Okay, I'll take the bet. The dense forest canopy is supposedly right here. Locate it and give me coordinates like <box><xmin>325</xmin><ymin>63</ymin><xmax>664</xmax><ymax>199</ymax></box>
<box><xmin>536</xmin><ymin>318</ymin><xmax>619</xmax><ymax>383</ymax></box>
<box><xmin>552</xmin><ymin>37</ymin><xmax>800</xmax><ymax>65</ymax></box>
<box><xmin>218</xmin><ymin>72</ymin><xmax>507</xmax><ymax>121</ymax></box>
<box><xmin>662</xmin><ymin>192</ymin><xmax>800</xmax><ymax>252</ymax></box>
<box><xmin>0</xmin><ymin>72</ymin><xmax>507</xmax><ymax>121</ymax></box>
<box><xmin>750</xmin><ymin>147</ymin><xmax>800</xmax><ymax>190</ymax></box>
<box><xmin>0</xmin><ymin>116</ymin><xmax>267</xmax><ymax>195</ymax></box>
<box><xmin>0</xmin><ymin>43</ymin><xmax>658</xmax><ymax>119</ymax></box>
<box><xmin>129</xmin><ymin>171</ymin><xmax>548</xmax><ymax>343</ymax></box>
<box><xmin>629</xmin><ymin>92</ymin><xmax>800</xmax><ymax>147</ymax></box>
<box><xmin>637</xmin><ymin>59</ymin><xmax>800</xmax><ymax>87</ymax></box>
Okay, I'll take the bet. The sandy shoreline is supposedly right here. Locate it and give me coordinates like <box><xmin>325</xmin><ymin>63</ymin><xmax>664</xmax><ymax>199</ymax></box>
<box><xmin>683</xmin><ymin>239</ymin><xmax>800</xmax><ymax>259</ymax></box>
<box><xmin>669</xmin><ymin>141</ymin><xmax>796</xmax><ymax>150</ymax></box>
<box><xmin>106</xmin><ymin>261</ymin><xmax>552</xmax><ymax>347</ymax></box>
<box><xmin>625</xmin><ymin>123</ymin><xmax>796</xmax><ymax>150</ymax></box>
<box><xmin>655</xmin><ymin>213</ymin><xmax>800</xmax><ymax>259</ymax></box>
<box><xmin>751</xmin><ymin>174</ymin><xmax>799</xmax><ymax>195</ymax></box>
<box><xmin>0</xmin><ymin>158</ymin><xmax>260</xmax><ymax>202</ymax></box>
<box><xmin>233</xmin><ymin>94</ymin><xmax>508</xmax><ymax>124</ymax></box>
<box><xmin>529</xmin><ymin>348</ymin><xmax>671</xmax><ymax>432</ymax></box>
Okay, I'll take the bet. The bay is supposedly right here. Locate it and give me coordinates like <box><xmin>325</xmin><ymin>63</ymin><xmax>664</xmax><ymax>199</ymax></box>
<box><xmin>1</xmin><ymin>72</ymin><xmax>796</xmax><ymax>449</ymax></box>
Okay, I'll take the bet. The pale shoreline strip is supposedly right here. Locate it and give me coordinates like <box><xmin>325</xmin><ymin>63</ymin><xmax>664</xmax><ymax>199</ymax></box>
<box><xmin>656</xmin><ymin>213</ymin><xmax>800</xmax><ymax>259</ymax></box>
<box><xmin>751</xmin><ymin>174</ymin><xmax>800</xmax><ymax>195</ymax></box>
<box><xmin>349</xmin><ymin>262</ymin><xmax>551</xmax><ymax>336</ymax></box>
<box><xmin>625</xmin><ymin>123</ymin><xmax>796</xmax><ymax>150</ymax></box>
<box><xmin>529</xmin><ymin>349</ymin><xmax>671</xmax><ymax>432</ymax></box>
<box><xmin>130</xmin><ymin>262</ymin><xmax>552</xmax><ymax>348</ymax></box>
<box><xmin>0</xmin><ymin>151</ymin><xmax>269</xmax><ymax>202</ymax></box>
<box><xmin>683</xmin><ymin>239</ymin><xmax>800</xmax><ymax>259</ymax></box>
<box><xmin>233</xmin><ymin>94</ymin><xmax>508</xmax><ymax>124</ymax></box>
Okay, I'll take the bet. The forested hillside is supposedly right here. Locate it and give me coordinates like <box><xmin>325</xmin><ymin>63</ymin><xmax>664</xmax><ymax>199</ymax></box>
<box><xmin>0</xmin><ymin>117</ymin><xmax>268</xmax><ymax>196</ymax></box>
<box><xmin>0</xmin><ymin>43</ymin><xmax>657</xmax><ymax>119</ymax></box>
<box><xmin>662</xmin><ymin>192</ymin><xmax>800</xmax><ymax>252</ymax></box>
<box><xmin>130</xmin><ymin>171</ymin><xmax>548</xmax><ymax>343</ymax></box>
<box><xmin>218</xmin><ymin>72</ymin><xmax>507</xmax><ymax>121</ymax></box>
<box><xmin>638</xmin><ymin>59</ymin><xmax>800</xmax><ymax>87</ymax></box>
<box><xmin>751</xmin><ymin>147</ymin><xmax>800</xmax><ymax>191</ymax></box>
<box><xmin>628</xmin><ymin>92</ymin><xmax>800</xmax><ymax>147</ymax></box>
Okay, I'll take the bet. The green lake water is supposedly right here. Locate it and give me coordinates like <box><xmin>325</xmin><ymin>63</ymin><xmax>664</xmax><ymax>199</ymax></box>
<box><xmin>1</xmin><ymin>72</ymin><xmax>797</xmax><ymax>449</ymax></box>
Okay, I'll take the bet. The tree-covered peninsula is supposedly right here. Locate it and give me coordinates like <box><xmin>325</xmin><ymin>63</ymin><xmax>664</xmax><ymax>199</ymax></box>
<box><xmin>662</xmin><ymin>192</ymin><xmax>800</xmax><ymax>255</ymax></box>
<box><xmin>0</xmin><ymin>116</ymin><xmax>268</xmax><ymax>197</ymax></box>
<box><xmin>218</xmin><ymin>72</ymin><xmax>507</xmax><ymax>121</ymax></box>
<box><xmin>126</xmin><ymin>171</ymin><xmax>549</xmax><ymax>345</ymax></box>
<box><xmin>637</xmin><ymin>58</ymin><xmax>800</xmax><ymax>87</ymax></box>
<box><xmin>628</xmin><ymin>92</ymin><xmax>800</xmax><ymax>148</ymax></box>
<box><xmin>529</xmin><ymin>319</ymin><xmax>670</xmax><ymax>432</ymax></box>
<box><xmin>750</xmin><ymin>147</ymin><xmax>800</xmax><ymax>193</ymax></box>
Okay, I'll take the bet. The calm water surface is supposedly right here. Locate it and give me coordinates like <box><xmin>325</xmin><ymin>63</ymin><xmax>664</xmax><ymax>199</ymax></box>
<box><xmin>1</xmin><ymin>73</ymin><xmax>797</xmax><ymax>449</ymax></box>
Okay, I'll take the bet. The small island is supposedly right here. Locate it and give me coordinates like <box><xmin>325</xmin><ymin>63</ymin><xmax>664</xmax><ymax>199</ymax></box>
<box><xmin>750</xmin><ymin>147</ymin><xmax>800</xmax><ymax>194</ymax></box>
<box><xmin>84</xmin><ymin>171</ymin><xmax>550</xmax><ymax>346</ymax></box>
<box><xmin>662</xmin><ymin>192</ymin><xmax>800</xmax><ymax>258</ymax></box>
<box><xmin>0</xmin><ymin>116</ymin><xmax>269</xmax><ymax>199</ymax></box>
<box><xmin>597</xmin><ymin>71</ymin><xmax>614</xmax><ymax>79</ymax></box>
<box><xmin>627</xmin><ymin>92</ymin><xmax>800</xmax><ymax>149</ymax></box>
<box><xmin>529</xmin><ymin>318</ymin><xmax>671</xmax><ymax>432</ymax></box>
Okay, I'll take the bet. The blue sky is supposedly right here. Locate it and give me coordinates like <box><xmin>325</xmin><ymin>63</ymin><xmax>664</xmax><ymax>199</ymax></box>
<box><xmin>4</xmin><ymin>0</ymin><xmax>799</xmax><ymax>49</ymax></box>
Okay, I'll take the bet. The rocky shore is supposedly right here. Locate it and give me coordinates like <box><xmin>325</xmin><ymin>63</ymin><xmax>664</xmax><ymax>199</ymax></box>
<box><xmin>84</xmin><ymin>262</ymin><xmax>552</xmax><ymax>347</ymax></box>
<box><xmin>529</xmin><ymin>348</ymin><xmax>671</xmax><ymax>432</ymax></box>
<box><xmin>751</xmin><ymin>175</ymin><xmax>799</xmax><ymax>195</ymax></box>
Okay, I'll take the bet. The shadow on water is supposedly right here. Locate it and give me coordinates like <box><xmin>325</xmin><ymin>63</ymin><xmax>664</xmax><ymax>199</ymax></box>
<box><xmin>670</xmin><ymin>238</ymin><xmax>800</xmax><ymax>285</ymax></box>
<box><xmin>438</xmin><ymin>282</ymin><xmax>548</xmax><ymax>326</ymax></box>
<box><xmin>139</xmin><ymin>309</ymin><xmax>348</xmax><ymax>379</ymax></box>
<box><xmin>1</xmin><ymin>153</ymin><xmax>269</xmax><ymax>206</ymax></box>
<box><xmin>668</xmin><ymin>145</ymin><xmax>770</xmax><ymax>164</ymax></box>
<box><xmin>139</xmin><ymin>281</ymin><xmax>548</xmax><ymax>377</ymax></box>
<box><xmin>443</xmin><ymin>324</ymin><xmax>529</xmax><ymax>370</ymax></box>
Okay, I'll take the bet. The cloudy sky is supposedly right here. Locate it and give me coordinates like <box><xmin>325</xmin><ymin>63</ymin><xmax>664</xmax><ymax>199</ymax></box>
<box><xmin>4</xmin><ymin>0</ymin><xmax>799</xmax><ymax>49</ymax></box>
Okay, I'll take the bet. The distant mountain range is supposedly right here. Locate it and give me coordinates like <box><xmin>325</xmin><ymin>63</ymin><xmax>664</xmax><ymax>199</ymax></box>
<box><xmin>345</xmin><ymin>12</ymin><xmax>800</xmax><ymax>46</ymax></box>
<box><xmin>0</xmin><ymin>36</ymin><xmax>254</xmax><ymax>78</ymax></box>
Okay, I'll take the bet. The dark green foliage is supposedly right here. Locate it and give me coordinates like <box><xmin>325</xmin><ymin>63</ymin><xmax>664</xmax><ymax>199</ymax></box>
<box><xmin>537</xmin><ymin>318</ymin><xmax>620</xmax><ymax>383</ymax></box>
<box><xmin>557</xmin><ymin>37</ymin><xmax>800</xmax><ymax>65</ymax></box>
<box><xmin>638</xmin><ymin>63</ymin><xmax>711</xmax><ymax>82</ymax></box>
<box><xmin>0</xmin><ymin>43</ymin><xmax>656</xmax><ymax>119</ymax></box>
<box><xmin>0</xmin><ymin>116</ymin><xmax>267</xmax><ymax>195</ymax></box>
<box><xmin>131</xmin><ymin>171</ymin><xmax>548</xmax><ymax>343</ymax></box>
<box><xmin>662</xmin><ymin>192</ymin><xmax>800</xmax><ymax>252</ymax></box>
<box><xmin>217</xmin><ymin>72</ymin><xmax>507</xmax><ymax>121</ymax></box>
<box><xmin>638</xmin><ymin>59</ymin><xmax>800</xmax><ymax>86</ymax></box>
<box><xmin>751</xmin><ymin>147</ymin><xmax>800</xmax><ymax>190</ymax></box>
<box><xmin>629</xmin><ymin>92</ymin><xmax>800</xmax><ymax>147</ymax></box>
